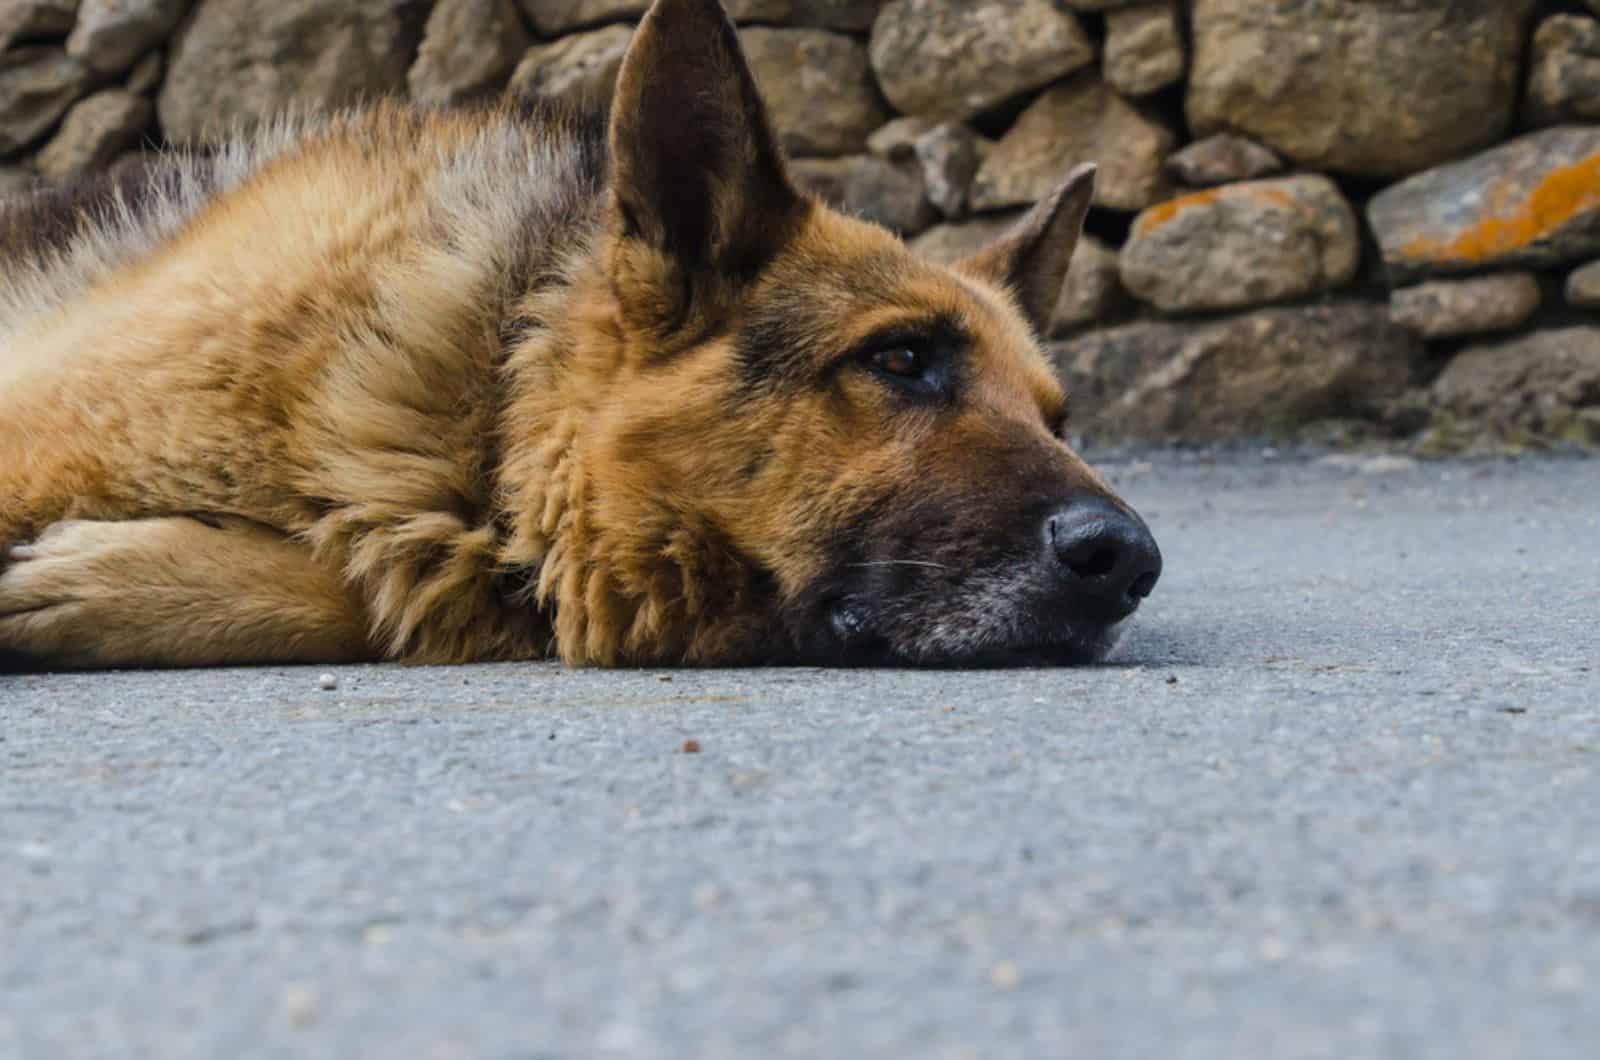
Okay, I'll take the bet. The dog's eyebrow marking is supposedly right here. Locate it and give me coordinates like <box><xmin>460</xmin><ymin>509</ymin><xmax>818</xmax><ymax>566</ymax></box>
<box><xmin>734</xmin><ymin>248</ymin><xmax>924</xmax><ymax>393</ymax></box>
<box><xmin>734</xmin><ymin>309</ymin><xmax>810</xmax><ymax>393</ymax></box>
<box><xmin>843</xmin><ymin>313</ymin><xmax>964</xmax><ymax>358</ymax></box>
<box><xmin>739</xmin><ymin>299</ymin><xmax>971</xmax><ymax>395</ymax></box>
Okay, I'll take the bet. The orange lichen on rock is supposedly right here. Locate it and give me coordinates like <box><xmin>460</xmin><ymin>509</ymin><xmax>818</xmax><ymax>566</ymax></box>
<box><xmin>1136</xmin><ymin>188</ymin><xmax>1220</xmax><ymax>235</ymax></box>
<box><xmin>1399</xmin><ymin>151</ymin><xmax>1600</xmax><ymax>262</ymax></box>
<box><xmin>1134</xmin><ymin>185</ymin><xmax>1295</xmax><ymax>236</ymax></box>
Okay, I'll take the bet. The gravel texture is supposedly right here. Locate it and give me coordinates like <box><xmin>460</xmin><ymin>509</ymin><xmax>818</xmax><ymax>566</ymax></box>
<box><xmin>3</xmin><ymin>452</ymin><xmax>1597</xmax><ymax>1059</ymax></box>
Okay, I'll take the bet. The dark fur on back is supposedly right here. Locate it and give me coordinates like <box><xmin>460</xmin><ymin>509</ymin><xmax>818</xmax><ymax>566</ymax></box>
<box><xmin>0</xmin><ymin>99</ymin><xmax>611</xmax><ymax>274</ymax></box>
<box><xmin>0</xmin><ymin>158</ymin><xmax>199</xmax><ymax>271</ymax></box>
<box><xmin>0</xmin><ymin>98</ymin><xmax>614</xmax><ymax>347</ymax></box>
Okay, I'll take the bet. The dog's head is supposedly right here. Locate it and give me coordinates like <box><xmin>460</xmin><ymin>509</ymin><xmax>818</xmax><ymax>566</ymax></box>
<box><xmin>506</xmin><ymin>0</ymin><xmax>1161</xmax><ymax>666</ymax></box>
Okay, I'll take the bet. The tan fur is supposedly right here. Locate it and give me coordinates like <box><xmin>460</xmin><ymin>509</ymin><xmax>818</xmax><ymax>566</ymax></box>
<box><xmin>1</xmin><ymin>0</ymin><xmax>1142</xmax><ymax>670</ymax></box>
<box><xmin>0</xmin><ymin>517</ymin><xmax>371</xmax><ymax>666</ymax></box>
<box><xmin>495</xmin><ymin>208</ymin><xmax>1101</xmax><ymax>666</ymax></box>
<box><xmin>1</xmin><ymin>105</ymin><xmax>569</xmax><ymax>664</ymax></box>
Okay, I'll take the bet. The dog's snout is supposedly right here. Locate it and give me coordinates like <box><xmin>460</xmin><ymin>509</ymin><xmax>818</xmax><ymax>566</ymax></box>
<box><xmin>1045</xmin><ymin>498</ymin><xmax>1162</xmax><ymax>620</ymax></box>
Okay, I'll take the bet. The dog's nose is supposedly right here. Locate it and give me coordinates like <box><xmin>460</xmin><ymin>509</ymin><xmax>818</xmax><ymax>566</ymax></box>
<box><xmin>1045</xmin><ymin>497</ymin><xmax>1162</xmax><ymax>621</ymax></box>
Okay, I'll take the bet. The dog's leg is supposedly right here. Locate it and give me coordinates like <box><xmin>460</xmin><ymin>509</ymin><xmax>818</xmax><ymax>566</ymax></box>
<box><xmin>0</xmin><ymin>516</ymin><xmax>375</xmax><ymax>669</ymax></box>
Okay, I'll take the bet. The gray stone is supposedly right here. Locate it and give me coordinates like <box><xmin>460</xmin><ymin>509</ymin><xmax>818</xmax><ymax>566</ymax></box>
<box><xmin>731</xmin><ymin>0</ymin><xmax>883</xmax><ymax>30</ymax></box>
<box><xmin>907</xmin><ymin>213</ymin><xmax>1017</xmax><ymax>265</ymax></box>
<box><xmin>0</xmin><ymin>46</ymin><xmax>90</xmax><ymax>157</ymax></box>
<box><xmin>1052</xmin><ymin>303</ymin><xmax>1420</xmax><ymax>442</ymax></box>
<box><xmin>1121</xmin><ymin>175</ymin><xmax>1359</xmax><ymax>314</ymax></box>
<box><xmin>1165</xmin><ymin>133</ymin><xmax>1282</xmax><ymax>187</ymax></box>
<box><xmin>912</xmin><ymin>122</ymin><xmax>982</xmax><ymax>219</ymax></box>
<box><xmin>1566</xmin><ymin>260</ymin><xmax>1600</xmax><ymax>308</ymax></box>
<box><xmin>1525</xmin><ymin>16</ymin><xmax>1600</xmax><ymax>128</ymax></box>
<box><xmin>1187</xmin><ymin>0</ymin><xmax>1537</xmax><ymax>178</ymax></box>
<box><xmin>124</xmin><ymin>50</ymin><xmax>162</xmax><ymax>95</ymax></box>
<box><xmin>409</xmin><ymin>0</ymin><xmax>529</xmax><ymax>105</ymax></box>
<box><xmin>1103</xmin><ymin>3</ymin><xmax>1184</xmax><ymax>98</ymax></box>
<box><xmin>724</xmin><ymin>0</ymin><xmax>785</xmax><ymax>22</ymax></box>
<box><xmin>0</xmin><ymin>163</ymin><xmax>37</xmax><ymax>197</ymax></box>
<box><xmin>518</xmin><ymin>0</ymin><xmax>879</xmax><ymax>33</ymax></box>
<box><xmin>509</xmin><ymin>24</ymin><xmax>631</xmax><ymax>107</ymax></box>
<box><xmin>1427</xmin><ymin>328</ymin><xmax>1600</xmax><ymax>448</ymax></box>
<box><xmin>1048</xmin><ymin>234</ymin><xmax>1125</xmax><ymax>338</ymax></box>
<box><xmin>159</xmin><ymin>0</ymin><xmax>428</xmax><ymax>144</ymax></box>
<box><xmin>104</xmin><ymin>147</ymin><xmax>151</xmax><ymax>177</ymax></box>
<box><xmin>742</xmin><ymin>28</ymin><xmax>888</xmax><ymax>158</ymax></box>
<box><xmin>1388</xmin><ymin>274</ymin><xmax>1542</xmax><ymax>342</ymax></box>
<box><xmin>798</xmin><ymin>0</ymin><xmax>881</xmax><ymax>30</ymax></box>
<box><xmin>866</xmin><ymin>116</ymin><xmax>937</xmax><ymax>162</ymax></box>
<box><xmin>0</xmin><ymin>1</ymin><xmax>78</xmax><ymax>52</ymax></box>
<box><xmin>1061</xmin><ymin>0</ymin><xmax>1145</xmax><ymax>8</ymax></box>
<box><xmin>790</xmin><ymin>155</ymin><xmax>936</xmax><ymax>237</ymax></box>
<box><xmin>869</xmin><ymin>0</ymin><xmax>1095</xmax><ymax>121</ymax></box>
<box><xmin>65</xmin><ymin>0</ymin><xmax>189</xmax><ymax>77</ymax></box>
<box><xmin>33</xmin><ymin>89</ymin><xmax>151</xmax><ymax>180</ymax></box>
<box><xmin>1368</xmin><ymin>126</ymin><xmax>1600</xmax><ymax>281</ymax></box>
<box><xmin>970</xmin><ymin>76</ymin><xmax>1175</xmax><ymax>214</ymax></box>
<box><xmin>517</xmin><ymin>0</ymin><xmax>642</xmax><ymax>33</ymax></box>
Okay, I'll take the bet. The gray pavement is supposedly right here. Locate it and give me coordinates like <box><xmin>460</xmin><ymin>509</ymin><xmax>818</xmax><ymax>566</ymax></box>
<box><xmin>3</xmin><ymin>451</ymin><xmax>1598</xmax><ymax>1060</ymax></box>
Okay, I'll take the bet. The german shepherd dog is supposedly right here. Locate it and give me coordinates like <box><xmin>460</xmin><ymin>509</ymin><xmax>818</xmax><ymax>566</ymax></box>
<box><xmin>0</xmin><ymin>0</ymin><xmax>1160</xmax><ymax>669</ymax></box>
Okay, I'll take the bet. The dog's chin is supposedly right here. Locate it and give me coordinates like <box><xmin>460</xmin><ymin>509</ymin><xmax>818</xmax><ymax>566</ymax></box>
<box><xmin>810</xmin><ymin>602</ymin><xmax>1128</xmax><ymax>669</ymax></box>
<box><xmin>941</xmin><ymin>627</ymin><xmax>1126</xmax><ymax>669</ymax></box>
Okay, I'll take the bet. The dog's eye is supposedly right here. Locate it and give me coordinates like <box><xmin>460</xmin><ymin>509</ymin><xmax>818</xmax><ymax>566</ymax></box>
<box><xmin>870</xmin><ymin>346</ymin><xmax>926</xmax><ymax>379</ymax></box>
<box><xmin>849</xmin><ymin>323</ymin><xmax>960</xmax><ymax>402</ymax></box>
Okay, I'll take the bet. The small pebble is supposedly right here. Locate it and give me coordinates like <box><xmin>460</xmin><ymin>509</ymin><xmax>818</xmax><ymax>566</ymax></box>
<box><xmin>990</xmin><ymin>961</ymin><xmax>1022</xmax><ymax>989</ymax></box>
<box><xmin>681</xmin><ymin>739</ymin><xmax>702</xmax><ymax>754</ymax></box>
<box><xmin>317</xmin><ymin>673</ymin><xmax>338</xmax><ymax>691</ymax></box>
<box><xmin>1549</xmin><ymin>963</ymin><xmax>1585</xmax><ymax>993</ymax></box>
<box><xmin>282</xmin><ymin>983</ymin><xmax>318</xmax><ymax>1027</ymax></box>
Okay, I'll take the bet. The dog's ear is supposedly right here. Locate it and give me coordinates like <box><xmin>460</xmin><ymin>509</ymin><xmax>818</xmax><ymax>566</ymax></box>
<box><xmin>956</xmin><ymin>164</ymin><xmax>1097</xmax><ymax>333</ymax></box>
<box><xmin>607</xmin><ymin>0</ymin><xmax>804</xmax><ymax>285</ymax></box>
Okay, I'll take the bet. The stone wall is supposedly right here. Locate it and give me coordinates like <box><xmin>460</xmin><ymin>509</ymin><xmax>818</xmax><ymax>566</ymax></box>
<box><xmin>2</xmin><ymin>0</ymin><xmax>1599</xmax><ymax>451</ymax></box>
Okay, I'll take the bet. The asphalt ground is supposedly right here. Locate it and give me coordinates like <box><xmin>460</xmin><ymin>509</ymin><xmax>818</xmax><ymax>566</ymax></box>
<box><xmin>3</xmin><ymin>451</ymin><xmax>1597</xmax><ymax>1059</ymax></box>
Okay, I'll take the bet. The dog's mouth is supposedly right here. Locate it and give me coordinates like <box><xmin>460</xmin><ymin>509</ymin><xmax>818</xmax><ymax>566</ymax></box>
<box><xmin>796</xmin><ymin>598</ymin><xmax>1128</xmax><ymax>669</ymax></box>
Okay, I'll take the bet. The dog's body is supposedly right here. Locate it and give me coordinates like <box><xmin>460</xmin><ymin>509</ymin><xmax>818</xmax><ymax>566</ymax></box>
<box><xmin>0</xmin><ymin>0</ymin><xmax>1160</xmax><ymax>670</ymax></box>
<box><xmin>2</xmin><ymin>103</ymin><xmax>607</xmax><ymax>666</ymax></box>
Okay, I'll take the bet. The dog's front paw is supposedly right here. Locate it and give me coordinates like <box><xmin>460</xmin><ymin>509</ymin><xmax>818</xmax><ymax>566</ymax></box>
<box><xmin>0</xmin><ymin>520</ymin><xmax>152</xmax><ymax>665</ymax></box>
<box><xmin>6</xmin><ymin>518</ymin><xmax>89</xmax><ymax>564</ymax></box>
<box><xmin>5</xmin><ymin>519</ymin><xmax>89</xmax><ymax>602</ymax></box>
<box><xmin>0</xmin><ymin>515</ymin><xmax>375</xmax><ymax>669</ymax></box>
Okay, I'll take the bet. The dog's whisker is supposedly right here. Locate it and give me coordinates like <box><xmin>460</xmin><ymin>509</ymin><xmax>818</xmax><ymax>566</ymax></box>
<box><xmin>849</xmin><ymin>560</ymin><xmax>951</xmax><ymax>572</ymax></box>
